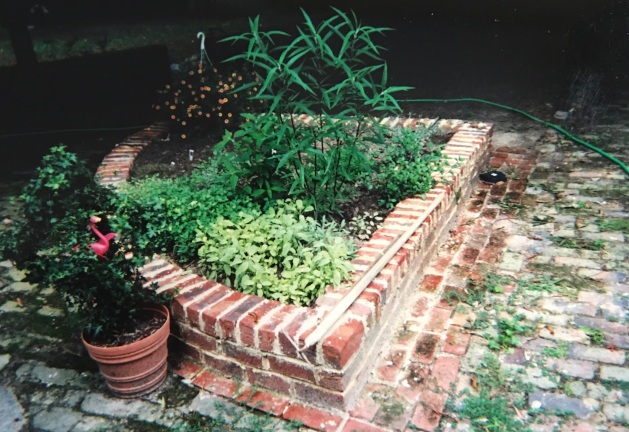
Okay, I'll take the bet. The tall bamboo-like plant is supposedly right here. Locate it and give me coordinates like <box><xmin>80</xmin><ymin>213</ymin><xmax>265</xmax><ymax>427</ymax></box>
<box><xmin>215</xmin><ymin>8</ymin><xmax>411</xmax><ymax>215</ymax></box>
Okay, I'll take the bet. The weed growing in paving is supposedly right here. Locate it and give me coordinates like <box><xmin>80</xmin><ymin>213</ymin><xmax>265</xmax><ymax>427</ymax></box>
<box><xmin>597</xmin><ymin>218</ymin><xmax>629</xmax><ymax>233</ymax></box>
<box><xmin>486</xmin><ymin>314</ymin><xmax>534</xmax><ymax>350</ymax></box>
<box><xmin>547</xmin><ymin>235</ymin><xmax>606</xmax><ymax>251</ymax></box>
<box><xmin>521</xmin><ymin>275</ymin><xmax>565</xmax><ymax>294</ymax></box>
<box><xmin>580</xmin><ymin>326</ymin><xmax>605</xmax><ymax>345</ymax></box>
<box><xmin>542</xmin><ymin>341</ymin><xmax>569</xmax><ymax>358</ymax></box>
<box><xmin>451</xmin><ymin>354</ymin><xmax>532</xmax><ymax>432</ymax></box>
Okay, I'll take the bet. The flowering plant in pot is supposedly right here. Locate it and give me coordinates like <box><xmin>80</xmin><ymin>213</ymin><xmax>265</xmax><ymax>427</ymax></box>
<box><xmin>0</xmin><ymin>145</ymin><xmax>170</xmax><ymax>398</ymax></box>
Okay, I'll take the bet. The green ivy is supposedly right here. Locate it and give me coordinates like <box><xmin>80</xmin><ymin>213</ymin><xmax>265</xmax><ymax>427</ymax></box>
<box><xmin>196</xmin><ymin>200</ymin><xmax>355</xmax><ymax>306</ymax></box>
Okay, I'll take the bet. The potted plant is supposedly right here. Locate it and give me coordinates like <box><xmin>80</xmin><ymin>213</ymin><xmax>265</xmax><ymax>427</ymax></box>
<box><xmin>0</xmin><ymin>145</ymin><xmax>170</xmax><ymax>398</ymax></box>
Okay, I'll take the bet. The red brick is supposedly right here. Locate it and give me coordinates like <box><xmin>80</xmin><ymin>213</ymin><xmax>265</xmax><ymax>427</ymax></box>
<box><xmin>412</xmin><ymin>333</ymin><xmax>440</xmax><ymax>364</ymax></box>
<box><xmin>425</xmin><ymin>307</ymin><xmax>451</xmax><ymax>334</ymax></box>
<box><xmin>317</xmin><ymin>369</ymin><xmax>347</xmax><ymax>392</ymax></box>
<box><xmin>349</xmin><ymin>395</ymin><xmax>380</xmax><ymax>421</ymax></box>
<box><xmin>185</xmin><ymin>283</ymin><xmax>229</xmax><ymax>328</ymax></box>
<box><xmin>202</xmin><ymin>352</ymin><xmax>244</xmax><ymax>379</ymax></box>
<box><xmin>279</xmin><ymin>309</ymin><xmax>315</xmax><ymax>357</ymax></box>
<box><xmin>192</xmin><ymin>370</ymin><xmax>238</xmax><ymax>398</ymax></box>
<box><xmin>420</xmin><ymin>274</ymin><xmax>443</xmax><ymax>293</ymax></box>
<box><xmin>411</xmin><ymin>392</ymin><xmax>447</xmax><ymax>432</ymax></box>
<box><xmin>283</xmin><ymin>404</ymin><xmax>343</xmax><ymax>432</ymax></box>
<box><xmin>456</xmin><ymin>247</ymin><xmax>480</xmax><ymax>266</ymax></box>
<box><xmin>235</xmin><ymin>388</ymin><xmax>289</xmax><ymax>416</ymax></box>
<box><xmin>322</xmin><ymin>318</ymin><xmax>365</xmax><ymax>369</ymax></box>
<box><xmin>443</xmin><ymin>327</ymin><xmax>471</xmax><ymax>356</ymax></box>
<box><xmin>431</xmin><ymin>356</ymin><xmax>460</xmax><ymax>391</ymax></box>
<box><xmin>258</xmin><ymin>305</ymin><xmax>294</xmax><ymax>352</ymax></box>
<box><xmin>200</xmin><ymin>291</ymin><xmax>247</xmax><ymax>337</ymax></box>
<box><xmin>223</xmin><ymin>342</ymin><xmax>263</xmax><ymax>368</ymax></box>
<box><xmin>173</xmin><ymin>360</ymin><xmax>203</xmax><ymax>380</ymax></box>
<box><xmin>218</xmin><ymin>295</ymin><xmax>265</xmax><ymax>341</ymax></box>
<box><xmin>171</xmin><ymin>284</ymin><xmax>215</xmax><ymax>321</ymax></box>
<box><xmin>409</xmin><ymin>296</ymin><xmax>429</xmax><ymax>319</ymax></box>
<box><xmin>375</xmin><ymin>349</ymin><xmax>406</xmax><ymax>383</ymax></box>
<box><xmin>342</xmin><ymin>419</ymin><xmax>391</xmax><ymax>432</ymax></box>
<box><xmin>246</xmin><ymin>368</ymin><xmax>291</xmax><ymax>393</ymax></box>
<box><xmin>396</xmin><ymin>363</ymin><xmax>429</xmax><ymax>404</ymax></box>
<box><xmin>168</xmin><ymin>337</ymin><xmax>202</xmax><ymax>362</ymax></box>
<box><xmin>238</xmin><ymin>300</ymin><xmax>282</xmax><ymax>346</ymax></box>
<box><xmin>294</xmin><ymin>380</ymin><xmax>347</xmax><ymax>410</ymax></box>
<box><xmin>268</xmin><ymin>356</ymin><xmax>316</xmax><ymax>383</ymax></box>
<box><xmin>179</xmin><ymin>324</ymin><xmax>218</xmax><ymax>352</ymax></box>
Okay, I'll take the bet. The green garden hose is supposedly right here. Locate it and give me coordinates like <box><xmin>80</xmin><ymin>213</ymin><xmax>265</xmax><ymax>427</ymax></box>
<box><xmin>401</xmin><ymin>97</ymin><xmax>629</xmax><ymax>178</ymax></box>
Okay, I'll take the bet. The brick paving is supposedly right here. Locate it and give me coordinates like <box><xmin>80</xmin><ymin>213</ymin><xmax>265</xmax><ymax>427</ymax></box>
<box><xmin>1</xmin><ymin>106</ymin><xmax>628</xmax><ymax>430</ymax></box>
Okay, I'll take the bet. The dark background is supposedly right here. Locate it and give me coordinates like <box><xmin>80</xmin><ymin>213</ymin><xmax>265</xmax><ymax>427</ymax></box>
<box><xmin>0</xmin><ymin>0</ymin><xmax>627</xmax><ymax>178</ymax></box>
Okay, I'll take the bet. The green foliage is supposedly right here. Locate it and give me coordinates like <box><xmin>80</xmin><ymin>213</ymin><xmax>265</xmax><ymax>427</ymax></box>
<box><xmin>347</xmin><ymin>211</ymin><xmax>384</xmax><ymax>241</ymax></box>
<box><xmin>456</xmin><ymin>354</ymin><xmax>532</xmax><ymax>432</ymax></box>
<box><xmin>542</xmin><ymin>341</ymin><xmax>569</xmax><ymax>358</ymax></box>
<box><xmin>196</xmin><ymin>199</ymin><xmax>355</xmax><ymax>306</ymax></box>
<box><xmin>486</xmin><ymin>314</ymin><xmax>533</xmax><ymax>350</ymax></box>
<box><xmin>484</xmin><ymin>273</ymin><xmax>514</xmax><ymax>294</ymax></box>
<box><xmin>154</xmin><ymin>59</ymin><xmax>262</xmax><ymax>138</ymax></box>
<box><xmin>521</xmin><ymin>275</ymin><xmax>565</xmax><ymax>294</ymax></box>
<box><xmin>117</xmin><ymin>159</ymin><xmax>259</xmax><ymax>263</ymax></box>
<box><xmin>597</xmin><ymin>218</ymin><xmax>629</xmax><ymax>233</ymax></box>
<box><xmin>580</xmin><ymin>326</ymin><xmax>605</xmax><ymax>345</ymax></box>
<box><xmin>547</xmin><ymin>235</ymin><xmax>605</xmax><ymax>251</ymax></box>
<box><xmin>368</xmin><ymin>125</ymin><xmax>445</xmax><ymax>208</ymax></box>
<box><xmin>215</xmin><ymin>8</ymin><xmax>443</xmax><ymax>216</ymax></box>
<box><xmin>0</xmin><ymin>146</ymin><xmax>159</xmax><ymax>338</ymax></box>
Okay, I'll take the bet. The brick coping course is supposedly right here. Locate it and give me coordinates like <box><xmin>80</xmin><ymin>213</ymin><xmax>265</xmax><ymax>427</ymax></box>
<box><xmin>96</xmin><ymin>116</ymin><xmax>493</xmax><ymax>430</ymax></box>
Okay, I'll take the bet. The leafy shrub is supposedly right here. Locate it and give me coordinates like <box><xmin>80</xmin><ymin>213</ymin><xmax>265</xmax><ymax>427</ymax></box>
<box><xmin>348</xmin><ymin>211</ymin><xmax>384</xmax><ymax>241</ymax></box>
<box><xmin>368</xmin><ymin>124</ymin><xmax>446</xmax><ymax>208</ymax></box>
<box><xmin>0</xmin><ymin>146</ymin><xmax>159</xmax><ymax>338</ymax></box>
<box><xmin>195</xmin><ymin>200</ymin><xmax>355</xmax><ymax>306</ymax></box>
<box><xmin>216</xmin><ymin>8</ymin><xmax>413</xmax><ymax>215</ymax></box>
<box><xmin>117</xmin><ymin>159</ymin><xmax>259</xmax><ymax>263</ymax></box>
<box><xmin>153</xmin><ymin>58</ymin><xmax>262</xmax><ymax>138</ymax></box>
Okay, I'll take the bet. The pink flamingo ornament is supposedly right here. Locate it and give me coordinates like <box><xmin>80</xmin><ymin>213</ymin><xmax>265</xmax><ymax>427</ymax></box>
<box><xmin>87</xmin><ymin>216</ymin><xmax>116</xmax><ymax>258</ymax></box>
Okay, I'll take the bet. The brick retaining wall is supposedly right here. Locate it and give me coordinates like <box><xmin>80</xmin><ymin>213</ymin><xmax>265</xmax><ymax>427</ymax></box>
<box><xmin>97</xmin><ymin>117</ymin><xmax>493</xmax><ymax>413</ymax></box>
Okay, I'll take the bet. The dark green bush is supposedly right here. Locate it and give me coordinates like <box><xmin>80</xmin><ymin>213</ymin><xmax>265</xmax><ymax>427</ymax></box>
<box><xmin>0</xmin><ymin>146</ymin><xmax>159</xmax><ymax>339</ymax></box>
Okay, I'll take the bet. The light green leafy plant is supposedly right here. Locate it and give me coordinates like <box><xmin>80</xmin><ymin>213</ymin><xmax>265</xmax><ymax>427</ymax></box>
<box><xmin>195</xmin><ymin>199</ymin><xmax>355</xmax><ymax>305</ymax></box>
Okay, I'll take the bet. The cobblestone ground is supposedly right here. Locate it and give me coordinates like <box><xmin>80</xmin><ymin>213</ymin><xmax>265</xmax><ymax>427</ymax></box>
<box><xmin>1</xmin><ymin>101</ymin><xmax>628</xmax><ymax>431</ymax></box>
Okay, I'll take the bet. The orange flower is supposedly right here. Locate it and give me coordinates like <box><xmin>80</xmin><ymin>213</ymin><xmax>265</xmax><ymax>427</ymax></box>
<box><xmin>218</xmin><ymin>112</ymin><xmax>222</xmax><ymax>117</ymax></box>
<box><xmin>155</xmin><ymin>105</ymin><xmax>160</xmax><ymax>110</ymax></box>
<box><xmin>238</xmin><ymin>76</ymin><xmax>242</xmax><ymax>81</ymax></box>
<box><xmin>213</xmin><ymin>68</ymin><xmax>217</xmax><ymax>73</ymax></box>
<box><xmin>200</xmin><ymin>94</ymin><xmax>206</xmax><ymax>99</ymax></box>
<box><xmin>165</xmin><ymin>84</ymin><xmax>170</xmax><ymax>89</ymax></box>
<box><xmin>170</xmin><ymin>105</ymin><xmax>176</xmax><ymax>110</ymax></box>
<box><xmin>181</xmin><ymin>134</ymin><xmax>187</xmax><ymax>139</ymax></box>
<box><xmin>225</xmin><ymin>119</ymin><xmax>229</xmax><ymax>124</ymax></box>
<box><xmin>171</xmin><ymin>115</ymin><xmax>175</xmax><ymax>119</ymax></box>
<box><xmin>182</xmin><ymin>121</ymin><xmax>187</xmax><ymax>126</ymax></box>
<box><xmin>228</xmin><ymin>113</ymin><xmax>232</xmax><ymax>117</ymax></box>
<box><xmin>189</xmin><ymin>70</ymin><xmax>194</xmax><ymax>76</ymax></box>
<box><xmin>165</xmin><ymin>101</ymin><xmax>170</xmax><ymax>105</ymax></box>
<box><xmin>233</xmin><ymin>94</ymin><xmax>238</xmax><ymax>98</ymax></box>
<box><xmin>218</xmin><ymin>81</ymin><xmax>223</xmax><ymax>86</ymax></box>
<box><xmin>205</xmin><ymin>113</ymin><xmax>210</xmax><ymax>118</ymax></box>
<box><xmin>181</xmin><ymin>80</ymin><xmax>186</xmax><ymax>85</ymax></box>
<box><xmin>197</xmin><ymin>111</ymin><xmax>202</xmax><ymax>115</ymax></box>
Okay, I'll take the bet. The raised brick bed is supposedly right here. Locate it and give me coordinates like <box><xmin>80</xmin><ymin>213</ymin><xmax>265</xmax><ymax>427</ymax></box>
<box><xmin>97</xmin><ymin>117</ymin><xmax>492</xmax><ymax>414</ymax></box>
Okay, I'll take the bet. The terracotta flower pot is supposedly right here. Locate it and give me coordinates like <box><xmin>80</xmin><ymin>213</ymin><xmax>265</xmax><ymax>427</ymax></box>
<box><xmin>82</xmin><ymin>304</ymin><xmax>170</xmax><ymax>398</ymax></box>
